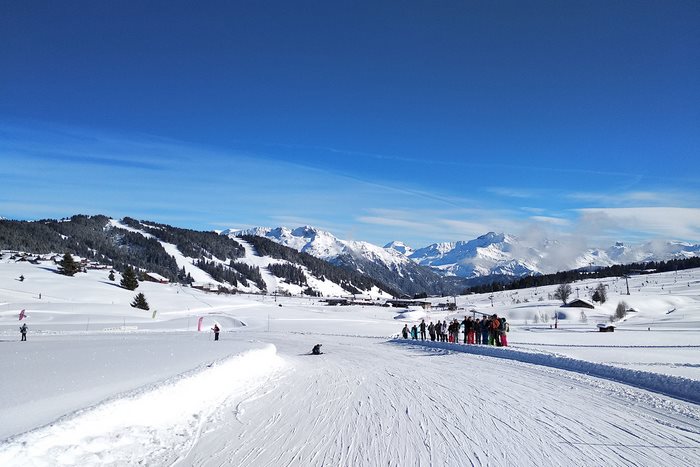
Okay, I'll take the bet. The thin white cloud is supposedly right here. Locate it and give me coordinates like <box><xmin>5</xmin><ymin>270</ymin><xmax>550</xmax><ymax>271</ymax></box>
<box><xmin>356</xmin><ymin>207</ymin><xmax>524</xmax><ymax>244</ymax></box>
<box><xmin>567</xmin><ymin>190</ymin><xmax>700</xmax><ymax>206</ymax></box>
<box><xmin>486</xmin><ymin>187</ymin><xmax>542</xmax><ymax>199</ymax></box>
<box><xmin>529</xmin><ymin>216</ymin><xmax>571</xmax><ymax>226</ymax></box>
<box><xmin>577</xmin><ymin>207</ymin><xmax>700</xmax><ymax>241</ymax></box>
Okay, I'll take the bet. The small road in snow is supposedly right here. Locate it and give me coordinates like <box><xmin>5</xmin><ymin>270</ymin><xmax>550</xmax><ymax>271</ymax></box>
<box><xmin>181</xmin><ymin>333</ymin><xmax>700</xmax><ymax>467</ymax></box>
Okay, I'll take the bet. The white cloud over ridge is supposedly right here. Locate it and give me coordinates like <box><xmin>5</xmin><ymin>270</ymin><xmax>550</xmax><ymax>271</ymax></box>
<box><xmin>577</xmin><ymin>207</ymin><xmax>700</xmax><ymax>242</ymax></box>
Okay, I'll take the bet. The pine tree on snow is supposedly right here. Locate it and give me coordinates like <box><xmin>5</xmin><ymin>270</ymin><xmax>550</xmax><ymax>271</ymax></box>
<box><xmin>131</xmin><ymin>292</ymin><xmax>150</xmax><ymax>310</ymax></box>
<box><xmin>121</xmin><ymin>266</ymin><xmax>139</xmax><ymax>290</ymax></box>
<box><xmin>59</xmin><ymin>253</ymin><xmax>80</xmax><ymax>277</ymax></box>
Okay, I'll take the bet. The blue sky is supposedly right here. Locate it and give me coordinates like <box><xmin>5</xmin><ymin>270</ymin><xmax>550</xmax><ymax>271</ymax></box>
<box><xmin>1</xmin><ymin>1</ymin><xmax>699</xmax><ymax>248</ymax></box>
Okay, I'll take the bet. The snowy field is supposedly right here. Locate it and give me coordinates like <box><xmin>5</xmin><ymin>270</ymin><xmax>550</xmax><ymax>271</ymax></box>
<box><xmin>1</xmin><ymin>258</ymin><xmax>700</xmax><ymax>466</ymax></box>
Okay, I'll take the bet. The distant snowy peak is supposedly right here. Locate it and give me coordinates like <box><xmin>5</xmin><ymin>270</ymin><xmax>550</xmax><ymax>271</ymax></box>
<box><xmin>226</xmin><ymin>225</ymin><xmax>346</xmax><ymax>260</ymax></box>
<box><xmin>345</xmin><ymin>239</ymin><xmax>414</xmax><ymax>270</ymax></box>
<box><xmin>409</xmin><ymin>232</ymin><xmax>544</xmax><ymax>278</ymax></box>
<box><xmin>410</xmin><ymin>242</ymin><xmax>457</xmax><ymax>263</ymax></box>
<box><xmin>227</xmin><ymin>225</ymin><xmax>415</xmax><ymax>272</ymax></box>
<box><xmin>576</xmin><ymin>240</ymin><xmax>700</xmax><ymax>268</ymax></box>
<box><xmin>384</xmin><ymin>241</ymin><xmax>414</xmax><ymax>256</ymax></box>
<box><xmin>227</xmin><ymin>227</ymin><xmax>272</xmax><ymax>238</ymax></box>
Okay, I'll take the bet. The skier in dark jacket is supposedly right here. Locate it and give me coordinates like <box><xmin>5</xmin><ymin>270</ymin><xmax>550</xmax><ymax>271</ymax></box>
<box><xmin>212</xmin><ymin>324</ymin><xmax>220</xmax><ymax>341</ymax></box>
<box><xmin>481</xmin><ymin>318</ymin><xmax>490</xmax><ymax>345</ymax></box>
<box><xmin>448</xmin><ymin>320</ymin><xmax>457</xmax><ymax>343</ymax></box>
<box><xmin>467</xmin><ymin>317</ymin><xmax>476</xmax><ymax>344</ymax></box>
<box><xmin>20</xmin><ymin>323</ymin><xmax>27</xmax><ymax>341</ymax></box>
<box><xmin>428</xmin><ymin>322</ymin><xmax>435</xmax><ymax>341</ymax></box>
<box><xmin>419</xmin><ymin>319</ymin><xmax>427</xmax><ymax>341</ymax></box>
<box><xmin>411</xmin><ymin>325</ymin><xmax>418</xmax><ymax>340</ymax></box>
<box><xmin>312</xmin><ymin>344</ymin><xmax>323</xmax><ymax>355</ymax></box>
<box><xmin>402</xmin><ymin>324</ymin><xmax>409</xmax><ymax>339</ymax></box>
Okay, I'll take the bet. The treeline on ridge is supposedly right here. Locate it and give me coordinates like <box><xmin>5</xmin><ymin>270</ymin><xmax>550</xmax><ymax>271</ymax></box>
<box><xmin>121</xmin><ymin>217</ymin><xmax>245</xmax><ymax>261</ymax></box>
<box><xmin>0</xmin><ymin>215</ymin><xmax>179</xmax><ymax>281</ymax></box>
<box><xmin>466</xmin><ymin>256</ymin><xmax>700</xmax><ymax>295</ymax></box>
<box><xmin>0</xmin><ymin>215</ymin><xmax>263</xmax><ymax>288</ymax></box>
<box><xmin>241</xmin><ymin>235</ymin><xmax>398</xmax><ymax>296</ymax></box>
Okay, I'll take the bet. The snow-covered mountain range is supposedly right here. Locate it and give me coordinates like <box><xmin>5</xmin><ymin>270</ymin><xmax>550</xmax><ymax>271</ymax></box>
<box><xmin>224</xmin><ymin>226</ymin><xmax>456</xmax><ymax>296</ymax></box>
<box><xmin>225</xmin><ymin>226</ymin><xmax>700</xmax><ymax>282</ymax></box>
<box><xmin>575</xmin><ymin>241</ymin><xmax>700</xmax><ymax>268</ymax></box>
<box><xmin>227</xmin><ymin>226</ymin><xmax>407</xmax><ymax>270</ymax></box>
<box><xmin>3</xmin><ymin>214</ymin><xmax>698</xmax><ymax>298</ymax></box>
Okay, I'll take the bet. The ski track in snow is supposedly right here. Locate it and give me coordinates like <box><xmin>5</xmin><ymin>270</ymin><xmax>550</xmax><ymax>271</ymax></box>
<box><xmin>178</xmin><ymin>334</ymin><xmax>700</xmax><ymax>467</ymax></box>
<box><xmin>1</xmin><ymin>333</ymin><xmax>699</xmax><ymax>466</ymax></box>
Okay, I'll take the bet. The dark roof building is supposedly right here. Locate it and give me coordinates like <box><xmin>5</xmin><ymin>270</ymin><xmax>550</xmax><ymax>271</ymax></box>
<box><xmin>566</xmin><ymin>298</ymin><xmax>595</xmax><ymax>309</ymax></box>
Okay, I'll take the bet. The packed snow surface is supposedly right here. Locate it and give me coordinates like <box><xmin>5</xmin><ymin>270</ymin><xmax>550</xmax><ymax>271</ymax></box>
<box><xmin>1</xmin><ymin>257</ymin><xmax>700</xmax><ymax>466</ymax></box>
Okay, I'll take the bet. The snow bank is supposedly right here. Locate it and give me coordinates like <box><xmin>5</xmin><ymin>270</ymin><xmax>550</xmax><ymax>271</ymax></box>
<box><xmin>393</xmin><ymin>306</ymin><xmax>427</xmax><ymax>321</ymax></box>
<box><xmin>390</xmin><ymin>339</ymin><xmax>700</xmax><ymax>405</ymax></box>
<box><xmin>0</xmin><ymin>345</ymin><xmax>286</xmax><ymax>466</ymax></box>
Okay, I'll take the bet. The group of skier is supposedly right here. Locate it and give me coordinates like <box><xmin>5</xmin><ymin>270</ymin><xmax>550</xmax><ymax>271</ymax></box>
<box><xmin>401</xmin><ymin>314</ymin><xmax>509</xmax><ymax>346</ymax></box>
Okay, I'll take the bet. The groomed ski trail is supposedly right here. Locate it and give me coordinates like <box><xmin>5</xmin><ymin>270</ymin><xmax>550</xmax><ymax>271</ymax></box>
<box><xmin>180</xmin><ymin>334</ymin><xmax>700</xmax><ymax>467</ymax></box>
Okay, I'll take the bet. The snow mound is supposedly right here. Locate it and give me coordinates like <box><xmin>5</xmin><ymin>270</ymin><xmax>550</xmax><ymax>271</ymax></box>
<box><xmin>393</xmin><ymin>306</ymin><xmax>428</xmax><ymax>321</ymax></box>
<box><xmin>0</xmin><ymin>345</ymin><xmax>286</xmax><ymax>466</ymax></box>
<box><xmin>391</xmin><ymin>339</ymin><xmax>700</xmax><ymax>405</ymax></box>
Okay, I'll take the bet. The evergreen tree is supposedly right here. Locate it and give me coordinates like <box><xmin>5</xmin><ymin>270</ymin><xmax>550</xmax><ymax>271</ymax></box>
<box><xmin>59</xmin><ymin>253</ymin><xmax>80</xmax><ymax>276</ymax></box>
<box><xmin>131</xmin><ymin>292</ymin><xmax>149</xmax><ymax>310</ymax></box>
<box><xmin>120</xmin><ymin>265</ymin><xmax>139</xmax><ymax>290</ymax></box>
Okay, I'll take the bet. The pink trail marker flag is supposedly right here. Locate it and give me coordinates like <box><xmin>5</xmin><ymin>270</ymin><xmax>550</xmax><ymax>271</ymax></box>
<box><xmin>197</xmin><ymin>316</ymin><xmax>204</xmax><ymax>332</ymax></box>
<box><xmin>19</xmin><ymin>309</ymin><xmax>25</xmax><ymax>320</ymax></box>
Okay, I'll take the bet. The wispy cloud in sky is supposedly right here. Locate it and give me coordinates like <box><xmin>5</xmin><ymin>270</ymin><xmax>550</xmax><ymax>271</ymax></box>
<box><xmin>577</xmin><ymin>207</ymin><xmax>700</xmax><ymax>241</ymax></box>
<box><xmin>528</xmin><ymin>216</ymin><xmax>571</xmax><ymax>227</ymax></box>
<box><xmin>568</xmin><ymin>190</ymin><xmax>700</xmax><ymax>207</ymax></box>
<box><xmin>1</xmin><ymin>121</ymin><xmax>699</xmax><ymax>247</ymax></box>
<box><xmin>486</xmin><ymin>187</ymin><xmax>544</xmax><ymax>199</ymax></box>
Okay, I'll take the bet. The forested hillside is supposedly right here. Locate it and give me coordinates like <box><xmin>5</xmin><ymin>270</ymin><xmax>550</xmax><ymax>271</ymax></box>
<box><xmin>0</xmin><ymin>216</ymin><xmax>399</xmax><ymax>296</ymax></box>
<box><xmin>0</xmin><ymin>215</ymin><xmax>179</xmax><ymax>281</ymax></box>
<box><xmin>241</xmin><ymin>235</ymin><xmax>399</xmax><ymax>296</ymax></box>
